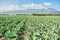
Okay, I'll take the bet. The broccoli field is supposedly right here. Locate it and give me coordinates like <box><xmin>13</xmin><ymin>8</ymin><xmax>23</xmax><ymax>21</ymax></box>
<box><xmin>0</xmin><ymin>15</ymin><xmax>60</xmax><ymax>40</ymax></box>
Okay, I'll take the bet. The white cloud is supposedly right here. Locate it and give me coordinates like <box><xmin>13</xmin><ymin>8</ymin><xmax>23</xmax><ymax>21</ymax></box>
<box><xmin>0</xmin><ymin>3</ymin><xmax>57</xmax><ymax>12</ymax></box>
<box><xmin>54</xmin><ymin>5</ymin><xmax>60</xmax><ymax>11</ymax></box>
<box><xmin>0</xmin><ymin>3</ymin><xmax>44</xmax><ymax>12</ymax></box>
<box><xmin>43</xmin><ymin>3</ymin><xmax>52</xmax><ymax>6</ymax></box>
<box><xmin>55</xmin><ymin>8</ymin><xmax>60</xmax><ymax>11</ymax></box>
<box><xmin>22</xmin><ymin>3</ymin><xmax>44</xmax><ymax>9</ymax></box>
<box><xmin>0</xmin><ymin>5</ymin><xmax>21</xmax><ymax>12</ymax></box>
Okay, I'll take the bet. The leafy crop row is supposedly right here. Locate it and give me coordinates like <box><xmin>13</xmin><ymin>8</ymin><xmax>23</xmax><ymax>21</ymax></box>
<box><xmin>0</xmin><ymin>16</ymin><xmax>60</xmax><ymax>40</ymax></box>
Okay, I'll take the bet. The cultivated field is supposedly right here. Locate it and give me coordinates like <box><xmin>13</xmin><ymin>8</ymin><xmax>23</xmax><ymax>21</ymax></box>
<box><xmin>0</xmin><ymin>15</ymin><xmax>60</xmax><ymax>40</ymax></box>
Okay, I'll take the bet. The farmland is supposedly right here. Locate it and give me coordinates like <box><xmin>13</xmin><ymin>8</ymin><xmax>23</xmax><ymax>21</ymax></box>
<box><xmin>0</xmin><ymin>15</ymin><xmax>60</xmax><ymax>40</ymax></box>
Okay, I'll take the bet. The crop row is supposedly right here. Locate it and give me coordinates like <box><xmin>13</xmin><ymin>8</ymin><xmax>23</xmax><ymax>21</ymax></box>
<box><xmin>0</xmin><ymin>16</ymin><xmax>60</xmax><ymax>40</ymax></box>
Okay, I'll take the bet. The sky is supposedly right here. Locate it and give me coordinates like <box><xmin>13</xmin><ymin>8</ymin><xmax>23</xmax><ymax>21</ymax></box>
<box><xmin>0</xmin><ymin>0</ymin><xmax>60</xmax><ymax>12</ymax></box>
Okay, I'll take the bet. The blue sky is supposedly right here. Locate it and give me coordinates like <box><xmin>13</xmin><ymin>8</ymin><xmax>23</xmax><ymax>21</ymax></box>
<box><xmin>0</xmin><ymin>0</ymin><xmax>60</xmax><ymax>5</ymax></box>
<box><xmin>0</xmin><ymin>0</ymin><xmax>60</xmax><ymax>12</ymax></box>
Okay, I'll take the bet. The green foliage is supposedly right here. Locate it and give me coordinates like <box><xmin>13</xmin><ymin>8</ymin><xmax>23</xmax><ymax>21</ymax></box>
<box><xmin>0</xmin><ymin>16</ymin><xmax>60</xmax><ymax>40</ymax></box>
